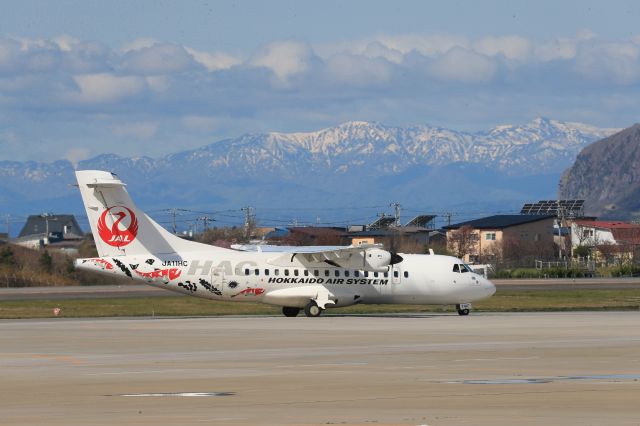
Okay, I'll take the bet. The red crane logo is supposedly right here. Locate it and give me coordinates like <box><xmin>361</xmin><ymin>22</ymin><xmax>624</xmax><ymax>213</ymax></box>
<box><xmin>97</xmin><ymin>206</ymin><xmax>139</xmax><ymax>247</ymax></box>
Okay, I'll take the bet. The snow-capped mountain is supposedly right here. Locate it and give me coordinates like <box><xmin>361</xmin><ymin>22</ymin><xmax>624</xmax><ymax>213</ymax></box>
<box><xmin>0</xmin><ymin>118</ymin><xmax>618</xmax><ymax>223</ymax></box>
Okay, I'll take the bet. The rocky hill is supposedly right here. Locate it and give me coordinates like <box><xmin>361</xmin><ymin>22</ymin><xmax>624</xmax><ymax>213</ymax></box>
<box><xmin>559</xmin><ymin>124</ymin><xmax>640</xmax><ymax>220</ymax></box>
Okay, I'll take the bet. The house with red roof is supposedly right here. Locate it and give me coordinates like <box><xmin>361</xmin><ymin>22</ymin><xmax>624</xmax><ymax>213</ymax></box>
<box><xmin>571</xmin><ymin>220</ymin><xmax>640</xmax><ymax>262</ymax></box>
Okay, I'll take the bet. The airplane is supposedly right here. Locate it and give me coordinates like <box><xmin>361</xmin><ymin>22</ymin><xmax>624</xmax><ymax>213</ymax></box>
<box><xmin>74</xmin><ymin>170</ymin><xmax>496</xmax><ymax>317</ymax></box>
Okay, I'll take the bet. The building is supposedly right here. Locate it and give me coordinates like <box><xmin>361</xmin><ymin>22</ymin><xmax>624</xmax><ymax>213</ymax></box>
<box><xmin>444</xmin><ymin>214</ymin><xmax>556</xmax><ymax>263</ymax></box>
<box><xmin>571</xmin><ymin>220</ymin><xmax>640</xmax><ymax>262</ymax></box>
<box><xmin>348</xmin><ymin>227</ymin><xmax>438</xmax><ymax>249</ymax></box>
<box><xmin>14</xmin><ymin>214</ymin><xmax>84</xmax><ymax>250</ymax></box>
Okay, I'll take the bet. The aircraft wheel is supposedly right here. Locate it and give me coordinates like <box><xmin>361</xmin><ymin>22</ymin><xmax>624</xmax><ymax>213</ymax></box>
<box><xmin>456</xmin><ymin>304</ymin><xmax>470</xmax><ymax>316</ymax></box>
<box><xmin>282</xmin><ymin>306</ymin><xmax>300</xmax><ymax>317</ymax></box>
<box><xmin>304</xmin><ymin>301</ymin><xmax>322</xmax><ymax>317</ymax></box>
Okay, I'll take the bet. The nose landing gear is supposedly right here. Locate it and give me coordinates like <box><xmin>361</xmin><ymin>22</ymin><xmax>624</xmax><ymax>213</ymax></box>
<box><xmin>456</xmin><ymin>303</ymin><xmax>471</xmax><ymax>316</ymax></box>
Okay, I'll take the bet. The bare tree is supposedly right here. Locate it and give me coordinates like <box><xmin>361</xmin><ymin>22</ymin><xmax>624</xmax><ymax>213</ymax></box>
<box><xmin>448</xmin><ymin>225</ymin><xmax>479</xmax><ymax>260</ymax></box>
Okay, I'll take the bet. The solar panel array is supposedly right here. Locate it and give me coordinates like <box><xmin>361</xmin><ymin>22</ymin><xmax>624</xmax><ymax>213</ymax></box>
<box><xmin>368</xmin><ymin>216</ymin><xmax>396</xmax><ymax>229</ymax></box>
<box><xmin>405</xmin><ymin>215</ymin><xmax>436</xmax><ymax>228</ymax></box>
<box><xmin>520</xmin><ymin>200</ymin><xmax>585</xmax><ymax>217</ymax></box>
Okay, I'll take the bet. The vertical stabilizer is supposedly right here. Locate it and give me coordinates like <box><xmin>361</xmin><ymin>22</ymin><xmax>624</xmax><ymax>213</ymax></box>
<box><xmin>76</xmin><ymin>170</ymin><xmax>229</xmax><ymax>257</ymax></box>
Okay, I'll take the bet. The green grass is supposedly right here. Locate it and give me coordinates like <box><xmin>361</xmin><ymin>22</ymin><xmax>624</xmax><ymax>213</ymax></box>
<box><xmin>1</xmin><ymin>288</ymin><xmax>639</xmax><ymax>319</ymax></box>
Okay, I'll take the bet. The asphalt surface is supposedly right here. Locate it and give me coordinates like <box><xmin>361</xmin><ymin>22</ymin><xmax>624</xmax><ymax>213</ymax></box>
<box><xmin>1</xmin><ymin>277</ymin><xmax>640</xmax><ymax>300</ymax></box>
<box><xmin>1</xmin><ymin>312</ymin><xmax>639</xmax><ymax>425</ymax></box>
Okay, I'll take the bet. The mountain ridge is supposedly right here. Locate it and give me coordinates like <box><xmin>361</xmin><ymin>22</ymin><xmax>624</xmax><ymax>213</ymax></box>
<box><xmin>0</xmin><ymin>118</ymin><xmax>618</xmax><ymax>223</ymax></box>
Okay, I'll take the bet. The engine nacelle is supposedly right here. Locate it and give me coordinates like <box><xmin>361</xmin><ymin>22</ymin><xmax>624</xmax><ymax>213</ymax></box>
<box><xmin>363</xmin><ymin>248</ymin><xmax>392</xmax><ymax>271</ymax></box>
<box><xmin>333</xmin><ymin>248</ymin><xmax>392</xmax><ymax>272</ymax></box>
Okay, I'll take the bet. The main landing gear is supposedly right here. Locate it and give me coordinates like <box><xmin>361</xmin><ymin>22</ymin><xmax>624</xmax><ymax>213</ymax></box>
<box><xmin>456</xmin><ymin>303</ymin><xmax>471</xmax><ymax>316</ymax></box>
<box><xmin>304</xmin><ymin>301</ymin><xmax>323</xmax><ymax>317</ymax></box>
<box><xmin>282</xmin><ymin>301</ymin><xmax>324</xmax><ymax>317</ymax></box>
<box><xmin>282</xmin><ymin>306</ymin><xmax>300</xmax><ymax>317</ymax></box>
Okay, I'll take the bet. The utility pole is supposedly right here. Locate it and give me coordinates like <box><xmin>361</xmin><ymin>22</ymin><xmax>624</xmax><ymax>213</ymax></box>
<box><xmin>199</xmin><ymin>216</ymin><xmax>213</xmax><ymax>233</ymax></box>
<box><xmin>444</xmin><ymin>212</ymin><xmax>453</xmax><ymax>227</ymax></box>
<box><xmin>557</xmin><ymin>205</ymin><xmax>565</xmax><ymax>260</ymax></box>
<box><xmin>390</xmin><ymin>202</ymin><xmax>401</xmax><ymax>227</ymax></box>
<box><xmin>241</xmin><ymin>206</ymin><xmax>255</xmax><ymax>238</ymax></box>
<box><xmin>170</xmin><ymin>208</ymin><xmax>177</xmax><ymax>234</ymax></box>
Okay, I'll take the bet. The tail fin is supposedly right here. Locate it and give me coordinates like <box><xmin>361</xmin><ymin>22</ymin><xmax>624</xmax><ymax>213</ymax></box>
<box><xmin>76</xmin><ymin>170</ymin><xmax>229</xmax><ymax>257</ymax></box>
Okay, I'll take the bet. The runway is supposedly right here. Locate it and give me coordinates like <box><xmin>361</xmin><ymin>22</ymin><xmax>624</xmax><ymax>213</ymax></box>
<box><xmin>1</xmin><ymin>313</ymin><xmax>639</xmax><ymax>425</ymax></box>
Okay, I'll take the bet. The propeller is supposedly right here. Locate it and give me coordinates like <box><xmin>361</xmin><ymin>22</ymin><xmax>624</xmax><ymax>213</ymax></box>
<box><xmin>386</xmin><ymin>233</ymin><xmax>403</xmax><ymax>266</ymax></box>
<box><xmin>390</xmin><ymin>252</ymin><xmax>403</xmax><ymax>265</ymax></box>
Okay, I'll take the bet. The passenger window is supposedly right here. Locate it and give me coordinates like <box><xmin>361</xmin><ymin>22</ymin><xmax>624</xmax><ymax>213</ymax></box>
<box><xmin>354</xmin><ymin>271</ymin><xmax>360</xmax><ymax>277</ymax></box>
<box><xmin>244</xmin><ymin>268</ymin><xmax>250</xmax><ymax>275</ymax></box>
<box><xmin>294</xmin><ymin>269</ymin><xmax>299</xmax><ymax>276</ymax></box>
<box><xmin>404</xmin><ymin>271</ymin><xmax>409</xmax><ymax>278</ymax></box>
<box><xmin>393</xmin><ymin>270</ymin><xmax>399</xmax><ymax>278</ymax></box>
<box><xmin>383</xmin><ymin>272</ymin><xmax>388</xmax><ymax>278</ymax></box>
<box><xmin>264</xmin><ymin>269</ymin><xmax>269</xmax><ymax>276</ymax></box>
<box><xmin>274</xmin><ymin>269</ymin><xmax>279</xmax><ymax>276</ymax></box>
<box><xmin>324</xmin><ymin>270</ymin><xmax>330</xmax><ymax>277</ymax></box>
<box><xmin>285</xmin><ymin>269</ymin><xmax>290</xmax><ymax>276</ymax></box>
<box><xmin>254</xmin><ymin>269</ymin><xmax>259</xmax><ymax>275</ymax></box>
<box><xmin>373</xmin><ymin>272</ymin><xmax>378</xmax><ymax>278</ymax></box>
<box><xmin>335</xmin><ymin>270</ymin><xmax>340</xmax><ymax>277</ymax></box>
<box><xmin>345</xmin><ymin>270</ymin><xmax>350</xmax><ymax>277</ymax></box>
<box><xmin>314</xmin><ymin>270</ymin><xmax>319</xmax><ymax>277</ymax></box>
<box><xmin>364</xmin><ymin>271</ymin><xmax>369</xmax><ymax>277</ymax></box>
<box><xmin>303</xmin><ymin>270</ymin><xmax>309</xmax><ymax>276</ymax></box>
<box><xmin>453</xmin><ymin>264</ymin><xmax>460</xmax><ymax>273</ymax></box>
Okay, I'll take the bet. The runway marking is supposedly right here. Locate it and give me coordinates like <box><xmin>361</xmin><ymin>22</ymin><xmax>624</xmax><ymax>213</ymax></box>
<box><xmin>116</xmin><ymin>392</ymin><xmax>235</xmax><ymax>397</ymax></box>
<box><xmin>452</xmin><ymin>356</ymin><xmax>539</xmax><ymax>362</ymax></box>
<box><xmin>440</xmin><ymin>374</ymin><xmax>640</xmax><ymax>384</ymax></box>
<box><xmin>274</xmin><ymin>362</ymin><xmax>368</xmax><ymax>368</ymax></box>
<box><xmin>86</xmin><ymin>369</ymin><xmax>187</xmax><ymax>376</ymax></box>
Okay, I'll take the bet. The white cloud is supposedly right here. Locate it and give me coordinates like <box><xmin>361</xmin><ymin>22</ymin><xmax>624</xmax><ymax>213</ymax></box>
<box><xmin>574</xmin><ymin>41</ymin><xmax>640</xmax><ymax>84</ymax></box>
<box><xmin>370</xmin><ymin>34</ymin><xmax>469</xmax><ymax>56</ymax></box>
<box><xmin>53</xmin><ymin>35</ymin><xmax>80</xmax><ymax>52</ymax></box>
<box><xmin>473</xmin><ymin>36</ymin><xmax>531</xmax><ymax>61</ymax></box>
<box><xmin>112</xmin><ymin>121</ymin><xmax>158</xmax><ymax>140</ymax></box>
<box><xmin>119</xmin><ymin>38</ymin><xmax>158</xmax><ymax>53</ymax></box>
<box><xmin>326</xmin><ymin>53</ymin><xmax>392</xmax><ymax>86</ymax></box>
<box><xmin>5</xmin><ymin>33</ymin><xmax>640</xmax><ymax>162</ymax></box>
<box><xmin>428</xmin><ymin>47</ymin><xmax>497</xmax><ymax>83</ymax></box>
<box><xmin>120</xmin><ymin>43</ymin><xmax>198</xmax><ymax>75</ymax></box>
<box><xmin>72</xmin><ymin>73</ymin><xmax>146</xmax><ymax>103</ymax></box>
<box><xmin>64</xmin><ymin>147</ymin><xmax>90</xmax><ymax>167</ymax></box>
<box><xmin>362</xmin><ymin>41</ymin><xmax>404</xmax><ymax>64</ymax></box>
<box><xmin>0</xmin><ymin>38</ymin><xmax>21</xmax><ymax>71</ymax></box>
<box><xmin>250</xmin><ymin>40</ymin><xmax>313</xmax><ymax>82</ymax></box>
<box><xmin>145</xmin><ymin>76</ymin><xmax>169</xmax><ymax>92</ymax></box>
<box><xmin>186</xmin><ymin>47</ymin><xmax>241</xmax><ymax>71</ymax></box>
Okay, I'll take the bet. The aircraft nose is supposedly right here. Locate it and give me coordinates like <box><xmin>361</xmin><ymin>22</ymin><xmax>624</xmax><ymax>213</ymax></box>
<box><xmin>484</xmin><ymin>278</ymin><xmax>497</xmax><ymax>297</ymax></box>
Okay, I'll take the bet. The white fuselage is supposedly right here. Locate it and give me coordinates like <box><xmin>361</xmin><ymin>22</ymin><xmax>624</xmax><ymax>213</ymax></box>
<box><xmin>76</xmin><ymin>249</ymin><xmax>496</xmax><ymax>308</ymax></box>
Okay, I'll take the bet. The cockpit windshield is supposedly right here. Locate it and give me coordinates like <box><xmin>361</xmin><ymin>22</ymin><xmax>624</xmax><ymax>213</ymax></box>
<box><xmin>452</xmin><ymin>263</ymin><xmax>475</xmax><ymax>273</ymax></box>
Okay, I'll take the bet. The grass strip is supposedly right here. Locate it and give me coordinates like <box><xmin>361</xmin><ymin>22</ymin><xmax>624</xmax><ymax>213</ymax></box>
<box><xmin>1</xmin><ymin>289</ymin><xmax>639</xmax><ymax>319</ymax></box>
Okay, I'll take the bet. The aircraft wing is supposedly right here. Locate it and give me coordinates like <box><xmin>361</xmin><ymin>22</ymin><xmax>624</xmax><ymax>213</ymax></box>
<box><xmin>266</xmin><ymin>243</ymin><xmax>401</xmax><ymax>272</ymax></box>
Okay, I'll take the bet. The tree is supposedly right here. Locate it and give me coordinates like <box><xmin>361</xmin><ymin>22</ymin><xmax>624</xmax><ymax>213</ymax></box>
<box><xmin>0</xmin><ymin>246</ymin><xmax>16</xmax><ymax>266</ymax></box>
<box><xmin>448</xmin><ymin>225</ymin><xmax>478</xmax><ymax>260</ymax></box>
<box><xmin>39</xmin><ymin>250</ymin><xmax>53</xmax><ymax>273</ymax></box>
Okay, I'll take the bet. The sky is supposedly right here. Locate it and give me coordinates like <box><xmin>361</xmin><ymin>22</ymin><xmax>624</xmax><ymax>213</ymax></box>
<box><xmin>1</xmin><ymin>0</ymin><xmax>640</xmax><ymax>163</ymax></box>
